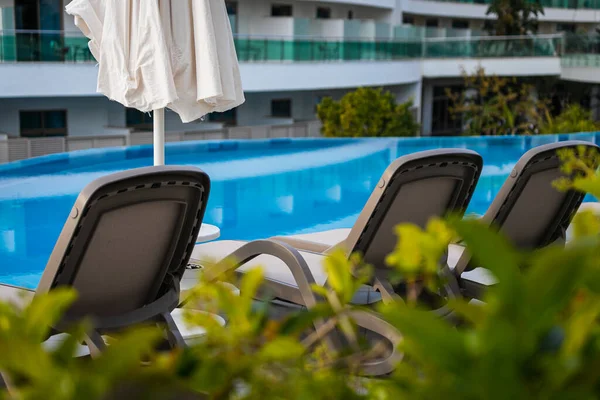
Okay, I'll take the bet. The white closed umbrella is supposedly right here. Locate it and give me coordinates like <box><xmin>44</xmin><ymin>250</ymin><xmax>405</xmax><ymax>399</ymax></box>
<box><xmin>66</xmin><ymin>0</ymin><xmax>245</xmax><ymax>166</ymax></box>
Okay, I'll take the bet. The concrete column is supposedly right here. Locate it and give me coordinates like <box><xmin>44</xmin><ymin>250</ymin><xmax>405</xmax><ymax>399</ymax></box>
<box><xmin>385</xmin><ymin>0</ymin><xmax>403</xmax><ymax>26</ymax></box>
<box><xmin>421</xmin><ymin>82</ymin><xmax>434</xmax><ymax>136</ymax></box>
<box><xmin>591</xmin><ymin>85</ymin><xmax>600</xmax><ymax>121</ymax></box>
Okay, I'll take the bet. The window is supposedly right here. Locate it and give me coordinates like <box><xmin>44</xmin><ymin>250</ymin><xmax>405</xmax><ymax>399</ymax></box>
<box><xmin>483</xmin><ymin>20</ymin><xmax>495</xmax><ymax>33</ymax></box>
<box><xmin>271</xmin><ymin>4</ymin><xmax>292</xmax><ymax>17</ymax></box>
<box><xmin>226</xmin><ymin>1</ymin><xmax>238</xmax><ymax>32</ymax></box>
<box><xmin>208</xmin><ymin>108</ymin><xmax>238</xmax><ymax>126</ymax></box>
<box><xmin>225</xmin><ymin>1</ymin><xmax>237</xmax><ymax>15</ymax></box>
<box><xmin>556</xmin><ymin>23</ymin><xmax>576</xmax><ymax>33</ymax></box>
<box><xmin>452</xmin><ymin>20</ymin><xmax>469</xmax><ymax>29</ymax></box>
<box><xmin>402</xmin><ymin>15</ymin><xmax>415</xmax><ymax>25</ymax></box>
<box><xmin>126</xmin><ymin>108</ymin><xmax>153</xmax><ymax>131</ymax></box>
<box><xmin>20</xmin><ymin>110</ymin><xmax>67</xmax><ymax>137</ymax></box>
<box><xmin>316</xmin><ymin>7</ymin><xmax>331</xmax><ymax>19</ymax></box>
<box><xmin>271</xmin><ymin>99</ymin><xmax>292</xmax><ymax>118</ymax></box>
<box><xmin>431</xmin><ymin>86</ymin><xmax>462</xmax><ymax>136</ymax></box>
<box><xmin>15</xmin><ymin>0</ymin><xmax>64</xmax><ymax>61</ymax></box>
<box><xmin>347</xmin><ymin>10</ymin><xmax>354</xmax><ymax>19</ymax></box>
<box><xmin>425</xmin><ymin>18</ymin><xmax>438</xmax><ymax>27</ymax></box>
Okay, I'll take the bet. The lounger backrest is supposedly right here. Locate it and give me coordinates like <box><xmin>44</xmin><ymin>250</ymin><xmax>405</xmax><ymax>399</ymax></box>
<box><xmin>454</xmin><ymin>140</ymin><xmax>598</xmax><ymax>275</ymax></box>
<box><xmin>37</xmin><ymin>166</ymin><xmax>210</xmax><ymax>323</ymax></box>
<box><xmin>345</xmin><ymin>149</ymin><xmax>483</xmax><ymax>279</ymax></box>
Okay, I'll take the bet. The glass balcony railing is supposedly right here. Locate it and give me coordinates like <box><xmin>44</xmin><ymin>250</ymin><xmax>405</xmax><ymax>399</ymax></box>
<box><xmin>417</xmin><ymin>0</ymin><xmax>600</xmax><ymax>10</ymax></box>
<box><xmin>561</xmin><ymin>34</ymin><xmax>600</xmax><ymax>67</ymax></box>
<box><xmin>562</xmin><ymin>54</ymin><xmax>600</xmax><ymax>67</ymax></box>
<box><xmin>0</xmin><ymin>31</ymin><xmax>94</xmax><ymax>62</ymax></box>
<box><xmin>0</xmin><ymin>30</ymin><xmax>563</xmax><ymax>64</ymax></box>
<box><xmin>234</xmin><ymin>35</ymin><xmax>562</xmax><ymax>61</ymax></box>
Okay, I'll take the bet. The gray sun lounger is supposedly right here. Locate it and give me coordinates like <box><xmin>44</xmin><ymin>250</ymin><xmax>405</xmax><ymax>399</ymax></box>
<box><xmin>195</xmin><ymin>149</ymin><xmax>483</xmax><ymax>375</ymax></box>
<box><xmin>0</xmin><ymin>165</ymin><xmax>211</xmax><ymax>355</ymax></box>
<box><xmin>450</xmin><ymin>140</ymin><xmax>599</xmax><ymax>299</ymax></box>
<box><xmin>196</xmin><ymin>148</ymin><xmax>483</xmax><ymax>306</ymax></box>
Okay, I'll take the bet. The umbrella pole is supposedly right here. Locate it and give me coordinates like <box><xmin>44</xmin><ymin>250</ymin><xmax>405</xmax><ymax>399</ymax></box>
<box><xmin>153</xmin><ymin>108</ymin><xmax>165</xmax><ymax>166</ymax></box>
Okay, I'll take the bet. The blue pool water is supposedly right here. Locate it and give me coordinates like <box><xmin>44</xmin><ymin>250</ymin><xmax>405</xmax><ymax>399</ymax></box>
<box><xmin>0</xmin><ymin>133</ymin><xmax>598</xmax><ymax>289</ymax></box>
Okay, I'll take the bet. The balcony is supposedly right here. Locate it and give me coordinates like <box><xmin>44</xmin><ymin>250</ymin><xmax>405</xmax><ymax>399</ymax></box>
<box><xmin>403</xmin><ymin>0</ymin><xmax>600</xmax><ymax>22</ymax></box>
<box><xmin>0</xmin><ymin>30</ymin><xmax>93</xmax><ymax>62</ymax></box>
<box><xmin>560</xmin><ymin>34</ymin><xmax>600</xmax><ymax>82</ymax></box>
<box><xmin>0</xmin><ymin>30</ymin><xmax>566</xmax><ymax>95</ymax></box>
<box><xmin>408</xmin><ymin>0</ymin><xmax>600</xmax><ymax>9</ymax></box>
<box><xmin>0</xmin><ymin>30</ymin><xmax>564</xmax><ymax>63</ymax></box>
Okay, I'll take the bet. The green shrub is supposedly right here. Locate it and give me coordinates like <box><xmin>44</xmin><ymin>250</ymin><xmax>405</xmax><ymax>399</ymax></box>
<box><xmin>316</xmin><ymin>87</ymin><xmax>420</xmax><ymax>138</ymax></box>
<box><xmin>447</xmin><ymin>66</ymin><xmax>549</xmax><ymax>136</ymax></box>
<box><xmin>540</xmin><ymin>103</ymin><xmax>600</xmax><ymax>135</ymax></box>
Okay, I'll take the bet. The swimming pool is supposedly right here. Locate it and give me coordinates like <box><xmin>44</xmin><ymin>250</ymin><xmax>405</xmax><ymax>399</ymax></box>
<box><xmin>0</xmin><ymin>133</ymin><xmax>598</xmax><ymax>289</ymax></box>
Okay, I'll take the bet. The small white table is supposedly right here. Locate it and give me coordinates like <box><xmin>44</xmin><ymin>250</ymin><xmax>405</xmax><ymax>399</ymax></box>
<box><xmin>196</xmin><ymin>223</ymin><xmax>220</xmax><ymax>243</ymax></box>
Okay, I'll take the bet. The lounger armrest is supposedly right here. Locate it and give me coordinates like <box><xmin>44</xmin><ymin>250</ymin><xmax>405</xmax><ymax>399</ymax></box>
<box><xmin>203</xmin><ymin>239</ymin><xmax>319</xmax><ymax>309</ymax></box>
<box><xmin>349</xmin><ymin>309</ymin><xmax>403</xmax><ymax>376</ymax></box>
<box><xmin>269</xmin><ymin>236</ymin><xmax>332</xmax><ymax>254</ymax></box>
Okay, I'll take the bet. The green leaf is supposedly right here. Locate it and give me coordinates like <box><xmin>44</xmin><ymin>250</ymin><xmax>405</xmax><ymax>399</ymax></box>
<box><xmin>323</xmin><ymin>250</ymin><xmax>356</xmax><ymax>304</ymax></box>
<box><xmin>379</xmin><ymin>303</ymin><xmax>470</xmax><ymax>372</ymax></box>
<box><xmin>23</xmin><ymin>289</ymin><xmax>77</xmax><ymax>341</ymax></box>
<box><xmin>562</xmin><ymin>295</ymin><xmax>600</xmax><ymax>356</ymax></box>
<box><xmin>258</xmin><ymin>337</ymin><xmax>305</xmax><ymax>361</ymax></box>
<box><xmin>449</xmin><ymin>218</ymin><xmax>523</xmax><ymax>306</ymax></box>
<box><xmin>278</xmin><ymin>304</ymin><xmax>335</xmax><ymax>336</ymax></box>
<box><xmin>239</xmin><ymin>267</ymin><xmax>265</xmax><ymax>310</ymax></box>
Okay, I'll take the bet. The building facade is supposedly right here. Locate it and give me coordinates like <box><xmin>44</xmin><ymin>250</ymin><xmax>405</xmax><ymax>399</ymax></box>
<box><xmin>0</xmin><ymin>0</ymin><xmax>599</xmax><ymax>141</ymax></box>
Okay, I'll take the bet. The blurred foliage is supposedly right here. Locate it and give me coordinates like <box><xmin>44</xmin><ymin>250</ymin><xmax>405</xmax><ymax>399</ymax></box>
<box><xmin>540</xmin><ymin>103</ymin><xmax>600</xmax><ymax>135</ymax></box>
<box><xmin>447</xmin><ymin>66</ymin><xmax>549</xmax><ymax>136</ymax></box>
<box><xmin>2</xmin><ymin>150</ymin><xmax>600</xmax><ymax>399</ymax></box>
<box><xmin>385</xmin><ymin>219</ymin><xmax>455</xmax><ymax>304</ymax></box>
<box><xmin>554</xmin><ymin>144</ymin><xmax>600</xmax><ymax>200</ymax></box>
<box><xmin>376</xmin><ymin>216</ymin><xmax>600</xmax><ymax>399</ymax></box>
<box><xmin>485</xmin><ymin>0</ymin><xmax>544</xmax><ymax>36</ymax></box>
<box><xmin>0</xmin><ymin>289</ymin><xmax>183</xmax><ymax>399</ymax></box>
<box><xmin>316</xmin><ymin>87</ymin><xmax>420</xmax><ymax>138</ymax></box>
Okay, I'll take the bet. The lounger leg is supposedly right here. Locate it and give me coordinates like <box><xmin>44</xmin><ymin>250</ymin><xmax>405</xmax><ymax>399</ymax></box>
<box><xmin>373</xmin><ymin>277</ymin><xmax>403</xmax><ymax>304</ymax></box>
<box><xmin>160</xmin><ymin>312</ymin><xmax>186</xmax><ymax>349</ymax></box>
<box><xmin>82</xmin><ymin>330</ymin><xmax>107</xmax><ymax>358</ymax></box>
<box><xmin>441</xmin><ymin>263</ymin><xmax>462</xmax><ymax>299</ymax></box>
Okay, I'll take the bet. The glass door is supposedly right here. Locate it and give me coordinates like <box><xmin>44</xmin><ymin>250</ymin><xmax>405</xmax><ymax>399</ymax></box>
<box><xmin>14</xmin><ymin>0</ymin><xmax>63</xmax><ymax>61</ymax></box>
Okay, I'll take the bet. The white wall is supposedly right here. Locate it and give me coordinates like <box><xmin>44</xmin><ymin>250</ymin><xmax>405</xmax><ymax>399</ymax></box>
<box><xmin>562</xmin><ymin>66</ymin><xmax>600</xmax><ymax>83</ymax></box>
<box><xmin>0</xmin><ymin>97</ymin><xmax>226</xmax><ymax>137</ymax></box>
<box><xmin>63</xmin><ymin>0</ymin><xmax>78</xmax><ymax>32</ymax></box>
<box><xmin>107</xmin><ymin>100</ymin><xmax>125</xmax><ymax>127</ymax></box>
<box><xmin>394</xmin><ymin>82</ymin><xmax>421</xmax><ymax>106</ymax></box>
<box><xmin>0</xmin><ymin>64</ymin><xmax>99</xmax><ymax>97</ymax></box>
<box><xmin>296</xmin><ymin>0</ymin><xmax>395</xmax><ymax>9</ymax></box>
<box><xmin>422</xmin><ymin>57</ymin><xmax>562</xmax><ymax>78</ymax></box>
<box><xmin>240</xmin><ymin>61</ymin><xmax>422</xmax><ymax>92</ymax></box>
<box><xmin>249</xmin><ymin>16</ymin><xmax>296</xmax><ymax>36</ymax></box>
<box><xmin>310</xmin><ymin>19</ymin><xmax>345</xmax><ymax>38</ymax></box>
<box><xmin>236</xmin><ymin>91</ymin><xmax>317</xmax><ymax>126</ymax></box>
<box><xmin>0</xmin><ymin>97</ymin><xmax>111</xmax><ymax>137</ymax></box>
<box><xmin>236</xmin><ymin>0</ymin><xmax>393</xmax><ymax>37</ymax></box>
<box><xmin>236</xmin><ymin>83</ymin><xmax>418</xmax><ymax>126</ymax></box>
